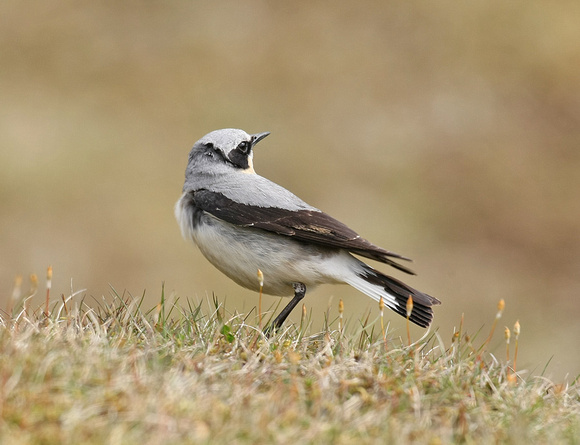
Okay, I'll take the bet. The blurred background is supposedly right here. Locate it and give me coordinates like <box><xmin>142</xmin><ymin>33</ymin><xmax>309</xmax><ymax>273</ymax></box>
<box><xmin>1</xmin><ymin>1</ymin><xmax>579</xmax><ymax>380</ymax></box>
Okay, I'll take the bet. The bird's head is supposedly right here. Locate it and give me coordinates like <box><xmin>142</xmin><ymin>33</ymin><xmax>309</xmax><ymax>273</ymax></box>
<box><xmin>185</xmin><ymin>128</ymin><xmax>270</xmax><ymax>177</ymax></box>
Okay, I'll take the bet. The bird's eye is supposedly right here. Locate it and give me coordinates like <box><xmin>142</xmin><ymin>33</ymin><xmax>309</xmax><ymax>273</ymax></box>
<box><xmin>237</xmin><ymin>141</ymin><xmax>250</xmax><ymax>154</ymax></box>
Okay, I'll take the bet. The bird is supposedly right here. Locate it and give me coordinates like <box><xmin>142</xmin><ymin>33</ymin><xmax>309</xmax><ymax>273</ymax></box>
<box><xmin>175</xmin><ymin>128</ymin><xmax>440</xmax><ymax>332</ymax></box>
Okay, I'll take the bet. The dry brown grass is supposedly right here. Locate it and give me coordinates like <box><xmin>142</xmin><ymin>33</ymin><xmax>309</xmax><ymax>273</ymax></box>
<box><xmin>1</xmin><ymin>284</ymin><xmax>578</xmax><ymax>444</ymax></box>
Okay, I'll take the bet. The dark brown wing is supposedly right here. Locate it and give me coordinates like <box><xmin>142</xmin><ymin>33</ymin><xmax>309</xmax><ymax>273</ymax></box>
<box><xmin>191</xmin><ymin>189</ymin><xmax>415</xmax><ymax>275</ymax></box>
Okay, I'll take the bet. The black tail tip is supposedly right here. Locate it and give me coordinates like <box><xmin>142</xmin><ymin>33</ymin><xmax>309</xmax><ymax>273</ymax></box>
<box><xmin>359</xmin><ymin>266</ymin><xmax>441</xmax><ymax>328</ymax></box>
<box><xmin>399</xmin><ymin>293</ymin><xmax>441</xmax><ymax>328</ymax></box>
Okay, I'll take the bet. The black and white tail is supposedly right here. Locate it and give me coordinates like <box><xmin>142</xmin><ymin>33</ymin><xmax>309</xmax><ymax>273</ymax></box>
<box><xmin>345</xmin><ymin>263</ymin><xmax>441</xmax><ymax>328</ymax></box>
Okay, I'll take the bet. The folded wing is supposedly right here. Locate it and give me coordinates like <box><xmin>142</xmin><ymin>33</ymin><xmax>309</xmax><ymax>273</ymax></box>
<box><xmin>190</xmin><ymin>189</ymin><xmax>416</xmax><ymax>275</ymax></box>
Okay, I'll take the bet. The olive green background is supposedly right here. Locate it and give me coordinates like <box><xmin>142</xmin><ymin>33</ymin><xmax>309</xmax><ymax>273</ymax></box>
<box><xmin>1</xmin><ymin>1</ymin><xmax>579</xmax><ymax>380</ymax></box>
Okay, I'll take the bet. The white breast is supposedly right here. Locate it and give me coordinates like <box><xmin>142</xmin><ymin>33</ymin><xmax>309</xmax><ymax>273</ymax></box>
<box><xmin>182</xmin><ymin>215</ymin><xmax>349</xmax><ymax>296</ymax></box>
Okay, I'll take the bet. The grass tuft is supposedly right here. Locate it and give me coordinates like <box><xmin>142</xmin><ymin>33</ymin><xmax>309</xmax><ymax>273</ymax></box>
<box><xmin>0</xmin><ymin>285</ymin><xmax>578</xmax><ymax>443</ymax></box>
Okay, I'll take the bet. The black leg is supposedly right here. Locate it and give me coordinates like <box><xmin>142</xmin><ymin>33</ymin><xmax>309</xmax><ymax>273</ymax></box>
<box><xmin>264</xmin><ymin>283</ymin><xmax>306</xmax><ymax>336</ymax></box>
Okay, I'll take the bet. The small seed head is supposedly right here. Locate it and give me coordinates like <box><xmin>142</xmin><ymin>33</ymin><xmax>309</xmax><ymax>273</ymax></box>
<box><xmin>406</xmin><ymin>295</ymin><xmax>414</xmax><ymax>318</ymax></box>
<box><xmin>29</xmin><ymin>274</ymin><xmax>38</xmax><ymax>295</ymax></box>
<box><xmin>496</xmin><ymin>299</ymin><xmax>505</xmax><ymax>319</ymax></box>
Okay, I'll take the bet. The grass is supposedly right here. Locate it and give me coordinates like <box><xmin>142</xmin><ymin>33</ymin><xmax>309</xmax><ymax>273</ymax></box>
<box><xmin>1</xmin><ymin>279</ymin><xmax>579</xmax><ymax>444</ymax></box>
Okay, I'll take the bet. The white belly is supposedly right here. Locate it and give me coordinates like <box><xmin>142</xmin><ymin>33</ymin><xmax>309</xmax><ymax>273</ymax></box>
<box><xmin>189</xmin><ymin>213</ymin><xmax>345</xmax><ymax>296</ymax></box>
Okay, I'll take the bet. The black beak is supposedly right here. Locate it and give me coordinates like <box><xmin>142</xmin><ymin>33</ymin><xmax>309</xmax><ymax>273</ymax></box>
<box><xmin>251</xmin><ymin>132</ymin><xmax>270</xmax><ymax>147</ymax></box>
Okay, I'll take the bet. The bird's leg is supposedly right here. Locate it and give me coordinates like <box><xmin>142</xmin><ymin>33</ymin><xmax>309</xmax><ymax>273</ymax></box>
<box><xmin>265</xmin><ymin>283</ymin><xmax>306</xmax><ymax>336</ymax></box>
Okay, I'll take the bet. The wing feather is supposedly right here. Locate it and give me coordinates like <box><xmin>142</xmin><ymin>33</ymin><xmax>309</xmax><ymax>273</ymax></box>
<box><xmin>191</xmin><ymin>189</ymin><xmax>415</xmax><ymax>275</ymax></box>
